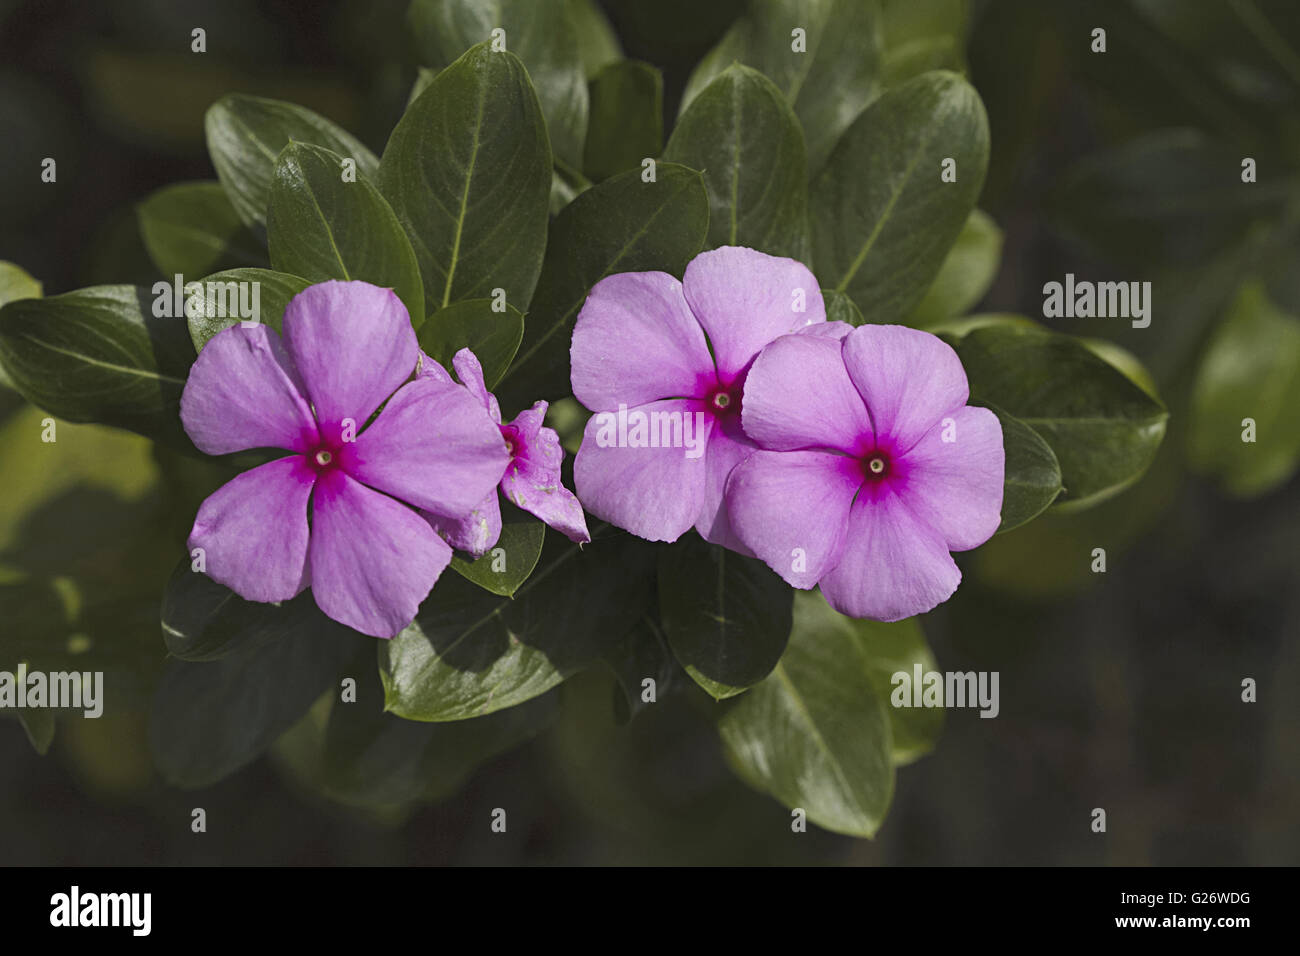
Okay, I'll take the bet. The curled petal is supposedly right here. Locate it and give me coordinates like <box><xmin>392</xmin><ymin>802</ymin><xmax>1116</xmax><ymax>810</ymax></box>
<box><xmin>308</xmin><ymin>469</ymin><xmax>452</xmax><ymax>638</ymax></box>
<box><xmin>181</xmin><ymin>324</ymin><xmax>318</xmax><ymax>454</ymax></box>
<box><xmin>187</xmin><ymin>455</ymin><xmax>315</xmax><ymax>602</ymax></box>
<box><xmin>501</xmin><ymin>407</ymin><xmax>589</xmax><ymax>543</ymax></box>
<box><xmin>452</xmin><ymin>347</ymin><xmax>501</xmax><ymax>423</ymax></box>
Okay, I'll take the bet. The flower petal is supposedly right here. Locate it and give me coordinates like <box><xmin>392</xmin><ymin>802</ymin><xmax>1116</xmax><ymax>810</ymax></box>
<box><xmin>682</xmin><ymin>246</ymin><xmax>825</xmax><ymax>384</ymax></box>
<box><xmin>180</xmin><ymin>324</ymin><xmax>318</xmax><ymax>454</ymax></box>
<box><xmin>452</xmin><ymin>347</ymin><xmax>501</xmax><ymax>423</ymax></box>
<box><xmin>571</xmin><ymin>271</ymin><xmax>716</xmax><ymax>410</ymax></box>
<box><xmin>725</xmin><ymin>449</ymin><xmax>860</xmax><ymax>588</ymax></box>
<box><xmin>424</xmin><ymin>489</ymin><xmax>502</xmax><ymax>559</ymax></box>
<box><xmin>841</xmin><ymin>324</ymin><xmax>969</xmax><ymax>453</ymax></box>
<box><xmin>898</xmin><ymin>405</ymin><xmax>1004</xmax><ymax>551</ymax></box>
<box><xmin>502</xmin><ymin>405</ymin><xmax>590</xmax><ymax>543</ymax></box>
<box><xmin>416</xmin><ymin>351</ymin><xmax>453</xmax><ymax>384</ymax></box>
<box><xmin>693</xmin><ymin>424</ymin><xmax>755</xmax><ymax>554</ymax></box>
<box><xmin>341</xmin><ymin>376</ymin><xmax>509</xmax><ymax>517</ymax></box>
<box><xmin>187</xmin><ymin>455</ymin><xmax>315</xmax><ymax>602</ymax></box>
<box><xmin>308</xmin><ymin>469</ymin><xmax>452</xmax><ymax>637</ymax></box>
<box><xmin>281</xmin><ymin>280</ymin><xmax>418</xmax><ymax>442</ymax></box>
<box><xmin>818</xmin><ymin>486</ymin><xmax>960</xmax><ymax>621</ymax></box>
<box><xmin>574</xmin><ymin>398</ymin><xmax>712</xmax><ymax>542</ymax></box>
<box><xmin>741</xmin><ymin>332</ymin><xmax>874</xmax><ymax>455</ymax></box>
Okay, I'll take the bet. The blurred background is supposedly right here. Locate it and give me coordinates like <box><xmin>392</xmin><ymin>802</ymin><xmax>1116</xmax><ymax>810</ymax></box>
<box><xmin>1</xmin><ymin>0</ymin><xmax>1297</xmax><ymax>864</ymax></box>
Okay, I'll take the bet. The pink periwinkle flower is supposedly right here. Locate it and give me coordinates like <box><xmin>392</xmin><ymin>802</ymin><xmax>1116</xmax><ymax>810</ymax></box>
<box><xmin>725</xmin><ymin>324</ymin><xmax>1005</xmax><ymax>621</ymax></box>
<box><xmin>180</xmin><ymin>280</ymin><xmax>509</xmax><ymax>638</ymax></box>
<box><xmin>420</xmin><ymin>348</ymin><xmax>590</xmax><ymax>556</ymax></box>
<box><xmin>570</xmin><ymin>245</ymin><xmax>826</xmax><ymax>546</ymax></box>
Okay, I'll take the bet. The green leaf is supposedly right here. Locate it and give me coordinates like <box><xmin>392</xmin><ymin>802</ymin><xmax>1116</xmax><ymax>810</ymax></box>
<box><xmin>880</xmin><ymin>0</ymin><xmax>968</xmax><ymax>85</ymax></box>
<box><xmin>0</xmin><ymin>261</ymin><xmax>42</xmax><ymax>390</ymax></box>
<box><xmin>905</xmin><ymin>208</ymin><xmax>1001</xmax><ymax>327</ymax></box>
<box><xmin>665</xmin><ymin>64</ymin><xmax>808</xmax><ymax>259</ymax></box>
<box><xmin>379</xmin><ymin>43</ymin><xmax>551</xmax><ymax>314</ymax></box>
<box><xmin>584</xmin><ymin>60</ymin><xmax>663</xmax><ymax>182</ymax></box>
<box><xmin>407</xmin><ymin>0</ymin><xmax>588</xmax><ymax>168</ymax></box>
<box><xmin>682</xmin><ymin>0</ymin><xmax>884</xmax><ymax>172</ymax></box>
<box><xmin>657</xmin><ymin>536</ymin><xmax>792</xmax><ymax>700</ymax></box>
<box><xmin>380</xmin><ymin>526</ymin><xmax>656</xmax><ymax>721</ymax></box>
<box><xmin>822</xmin><ymin>288</ymin><xmax>865</xmax><ymax>326</ymax></box>
<box><xmin>449</xmin><ymin>514</ymin><xmax>546</xmax><ymax>597</ymax></box>
<box><xmin>956</xmin><ymin>325</ymin><xmax>1168</xmax><ymax>509</ymax></box>
<box><xmin>985</xmin><ymin>405</ymin><xmax>1063</xmax><ymax>533</ymax></box>
<box><xmin>501</xmin><ymin>163</ymin><xmax>709</xmax><ymax>405</ymax></box>
<box><xmin>812</xmin><ymin>70</ymin><xmax>989</xmax><ymax>325</ymax></box>
<box><xmin>150</xmin><ymin>618</ymin><xmax>358</xmax><ymax>788</ymax></box>
<box><xmin>136</xmin><ymin>181</ymin><xmax>264</xmax><ymax>278</ymax></box>
<box><xmin>417</xmin><ymin>298</ymin><xmax>525</xmax><ymax>390</ymax></box>
<box><xmin>0</xmin><ymin>286</ymin><xmax>194</xmax><ymax>445</ymax></box>
<box><xmin>568</xmin><ymin>0</ymin><xmax>622</xmax><ymax>79</ymax></box>
<box><xmin>717</xmin><ymin>588</ymin><xmax>894</xmax><ymax>837</ymax></box>
<box><xmin>186</xmin><ymin>268</ymin><xmax>312</xmax><ymax>352</ymax></box>
<box><xmin>205</xmin><ymin>94</ymin><xmax>378</xmax><ymax>236</ymax></box>
<box><xmin>267</xmin><ymin>142</ymin><xmax>423</xmax><ymax>325</ymax></box>
<box><xmin>161</xmin><ymin>558</ymin><xmax>343</xmax><ymax>662</ymax></box>
<box><xmin>1189</xmin><ymin>280</ymin><xmax>1300</xmax><ymax>496</ymax></box>
<box><xmin>320</xmin><ymin>663</ymin><xmax>554</xmax><ymax>807</ymax></box>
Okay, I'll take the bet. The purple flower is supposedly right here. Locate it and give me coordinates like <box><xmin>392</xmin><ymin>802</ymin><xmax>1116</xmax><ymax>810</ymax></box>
<box><xmin>570</xmin><ymin>245</ymin><xmax>826</xmax><ymax>545</ymax></box>
<box><xmin>421</xmin><ymin>348</ymin><xmax>590</xmax><ymax>557</ymax></box>
<box><xmin>180</xmin><ymin>280</ymin><xmax>509</xmax><ymax>638</ymax></box>
<box><xmin>725</xmin><ymin>324</ymin><xmax>1004</xmax><ymax>621</ymax></box>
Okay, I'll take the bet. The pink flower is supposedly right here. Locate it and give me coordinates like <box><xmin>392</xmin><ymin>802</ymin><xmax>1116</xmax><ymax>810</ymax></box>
<box><xmin>180</xmin><ymin>280</ymin><xmax>509</xmax><ymax>638</ymax></box>
<box><xmin>570</xmin><ymin>245</ymin><xmax>826</xmax><ymax>546</ymax></box>
<box><xmin>421</xmin><ymin>348</ymin><xmax>590</xmax><ymax>556</ymax></box>
<box><xmin>725</xmin><ymin>324</ymin><xmax>1005</xmax><ymax>620</ymax></box>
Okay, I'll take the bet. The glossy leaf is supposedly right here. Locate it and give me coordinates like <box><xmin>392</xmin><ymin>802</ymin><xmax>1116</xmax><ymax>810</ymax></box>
<box><xmin>812</xmin><ymin>70</ymin><xmax>989</xmax><ymax>326</ymax></box>
<box><xmin>449</xmin><ymin>514</ymin><xmax>546</xmax><ymax>597</ymax></box>
<box><xmin>501</xmin><ymin>163</ymin><xmax>708</xmax><ymax>406</ymax></box>
<box><xmin>957</xmin><ymin>324</ymin><xmax>1168</xmax><ymax>509</ymax></box>
<box><xmin>205</xmin><ymin>94</ymin><xmax>378</xmax><ymax>235</ymax></box>
<box><xmin>378</xmin><ymin>44</ymin><xmax>551</xmax><ymax>313</ymax></box>
<box><xmin>717</xmin><ymin>588</ymin><xmax>895</xmax><ymax>837</ymax></box>
<box><xmin>657</xmin><ymin>535</ymin><xmax>792</xmax><ymax>700</ymax></box>
<box><xmin>905</xmin><ymin>208</ymin><xmax>1002</xmax><ymax>327</ymax></box>
<box><xmin>136</xmin><ymin>181</ymin><xmax>264</xmax><ymax>278</ymax></box>
<box><xmin>584</xmin><ymin>59</ymin><xmax>663</xmax><ymax>182</ymax></box>
<box><xmin>0</xmin><ymin>261</ymin><xmax>42</xmax><ymax>390</ymax></box>
<box><xmin>665</xmin><ymin>64</ymin><xmax>808</xmax><ymax>259</ymax></box>
<box><xmin>0</xmin><ymin>286</ymin><xmax>194</xmax><ymax>445</ymax></box>
<box><xmin>417</xmin><ymin>298</ymin><xmax>524</xmax><ymax>390</ymax></box>
<box><xmin>682</xmin><ymin>0</ymin><xmax>884</xmax><ymax>172</ymax></box>
<box><xmin>267</xmin><ymin>142</ymin><xmax>423</xmax><ymax>324</ymax></box>
<box><xmin>408</xmin><ymin>0</ymin><xmax>588</xmax><ymax>168</ymax></box>
<box><xmin>187</xmin><ymin>268</ymin><xmax>311</xmax><ymax>351</ymax></box>
<box><xmin>1189</xmin><ymin>281</ymin><xmax>1300</xmax><ymax>497</ymax></box>
<box><xmin>986</xmin><ymin>405</ymin><xmax>1063</xmax><ymax>533</ymax></box>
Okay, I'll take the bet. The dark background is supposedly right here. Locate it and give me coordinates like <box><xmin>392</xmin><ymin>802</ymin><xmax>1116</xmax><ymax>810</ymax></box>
<box><xmin>1</xmin><ymin>0</ymin><xmax>1296</xmax><ymax>865</ymax></box>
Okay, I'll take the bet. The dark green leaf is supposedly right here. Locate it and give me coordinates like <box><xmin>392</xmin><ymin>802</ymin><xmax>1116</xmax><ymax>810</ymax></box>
<box><xmin>136</xmin><ymin>181</ymin><xmax>264</xmax><ymax>278</ymax></box>
<box><xmin>0</xmin><ymin>261</ymin><xmax>42</xmax><ymax>390</ymax></box>
<box><xmin>985</xmin><ymin>405</ymin><xmax>1063</xmax><ymax>533</ymax></box>
<box><xmin>379</xmin><ymin>43</ymin><xmax>551</xmax><ymax>313</ymax></box>
<box><xmin>449</xmin><ymin>515</ymin><xmax>546</xmax><ymax>597</ymax></box>
<box><xmin>658</xmin><ymin>536</ymin><xmax>792</xmax><ymax>700</ymax></box>
<box><xmin>568</xmin><ymin>0</ymin><xmax>622</xmax><ymax>79</ymax></box>
<box><xmin>501</xmin><ymin>163</ymin><xmax>708</xmax><ymax>405</ymax></box>
<box><xmin>682</xmin><ymin>0</ymin><xmax>884</xmax><ymax>172</ymax></box>
<box><xmin>267</xmin><ymin>142</ymin><xmax>423</xmax><ymax>324</ymax></box>
<box><xmin>417</xmin><ymin>297</ymin><xmax>524</xmax><ymax>390</ymax></box>
<box><xmin>1189</xmin><ymin>280</ymin><xmax>1300</xmax><ymax>496</ymax></box>
<box><xmin>205</xmin><ymin>94</ymin><xmax>378</xmax><ymax>235</ymax></box>
<box><xmin>408</xmin><ymin>0</ymin><xmax>588</xmax><ymax>168</ymax></box>
<box><xmin>187</xmin><ymin>268</ymin><xmax>311</xmax><ymax>352</ymax></box>
<box><xmin>0</xmin><ymin>286</ymin><xmax>194</xmax><ymax>444</ymax></box>
<box><xmin>380</xmin><ymin>526</ymin><xmax>656</xmax><ymax>721</ymax></box>
<box><xmin>812</xmin><ymin>70</ymin><xmax>989</xmax><ymax>325</ymax></box>
<box><xmin>905</xmin><ymin>208</ymin><xmax>1001</xmax><ymax>327</ymax></box>
<box><xmin>957</xmin><ymin>324</ymin><xmax>1168</xmax><ymax>509</ymax></box>
<box><xmin>665</xmin><ymin>64</ymin><xmax>808</xmax><ymax>259</ymax></box>
<box><xmin>717</xmin><ymin>588</ymin><xmax>894</xmax><ymax>837</ymax></box>
<box><xmin>822</xmin><ymin>288</ymin><xmax>865</xmax><ymax>326</ymax></box>
<box><xmin>584</xmin><ymin>59</ymin><xmax>663</xmax><ymax>182</ymax></box>
<box><xmin>880</xmin><ymin>0</ymin><xmax>968</xmax><ymax>85</ymax></box>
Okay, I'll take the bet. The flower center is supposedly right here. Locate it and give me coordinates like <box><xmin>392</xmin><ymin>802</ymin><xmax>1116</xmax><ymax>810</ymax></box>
<box><xmin>504</xmin><ymin>439</ymin><xmax>514</xmax><ymax>456</ymax></box>
<box><xmin>712</xmin><ymin>392</ymin><xmax>732</xmax><ymax>410</ymax></box>
<box><xmin>315</xmin><ymin>449</ymin><xmax>333</xmax><ymax>468</ymax></box>
<box><xmin>868</xmin><ymin>457</ymin><xmax>885</xmax><ymax>475</ymax></box>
